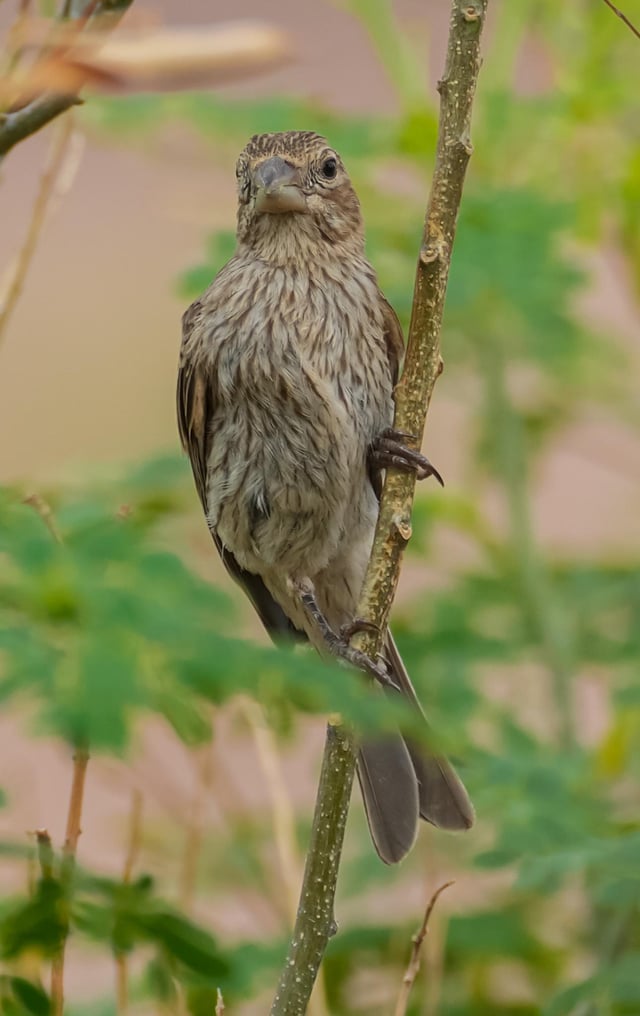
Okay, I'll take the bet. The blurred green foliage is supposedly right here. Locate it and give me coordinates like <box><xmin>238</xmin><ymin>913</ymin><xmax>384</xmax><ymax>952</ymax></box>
<box><xmin>2</xmin><ymin>1</ymin><xmax>640</xmax><ymax>1014</ymax></box>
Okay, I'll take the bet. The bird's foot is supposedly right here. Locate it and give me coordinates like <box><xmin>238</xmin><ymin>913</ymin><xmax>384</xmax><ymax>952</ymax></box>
<box><xmin>294</xmin><ymin>582</ymin><xmax>398</xmax><ymax>692</ymax></box>
<box><xmin>370</xmin><ymin>428</ymin><xmax>444</xmax><ymax>486</ymax></box>
<box><xmin>339</xmin><ymin>617</ymin><xmax>379</xmax><ymax>642</ymax></box>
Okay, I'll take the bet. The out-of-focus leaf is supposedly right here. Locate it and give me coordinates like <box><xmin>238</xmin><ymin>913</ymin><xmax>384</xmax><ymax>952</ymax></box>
<box><xmin>0</xmin><ymin>880</ymin><xmax>67</xmax><ymax>959</ymax></box>
<box><xmin>0</xmin><ymin>977</ymin><xmax>51</xmax><ymax>1016</ymax></box>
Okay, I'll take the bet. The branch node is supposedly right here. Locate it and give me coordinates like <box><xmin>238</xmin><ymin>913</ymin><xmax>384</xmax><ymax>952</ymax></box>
<box><xmin>463</xmin><ymin>3</ymin><xmax>483</xmax><ymax>22</ymax></box>
<box><xmin>419</xmin><ymin>244</ymin><xmax>440</xmax><ymax>266</ymax></box>
<box><xmin>392</xmin><ymin>514</ymin><xmax>413</xmax><ymax>542</ymax></box>
<box><xmin>460</xmin><ymin>132</ymin><xmax>474</xmax><ymax>156</ymax></box>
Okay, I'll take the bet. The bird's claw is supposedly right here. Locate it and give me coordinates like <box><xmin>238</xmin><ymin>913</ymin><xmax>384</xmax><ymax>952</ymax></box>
<box><xmin>295</xmin><ymin>582</ymin><xmax>398</xmax><ymax>692</ymax></box>
<box><xmin>370</xmin><ymin>427</ymin><xmax>444</xmax><ymax>486</ymax></box>
<box><xmin>339</xmin><ymin>617</ymin><xmax>380</xmax><ymax>642</ymax></box>
<box><xmin>337</xmin><ymin>620</ymin><xmax>399</xmax><ymax>690</ymax></box>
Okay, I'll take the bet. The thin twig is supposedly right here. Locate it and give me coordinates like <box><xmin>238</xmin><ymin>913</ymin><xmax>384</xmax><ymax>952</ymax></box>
<box><xmin>115</xmin><ymin>949</ymin><xmax>127</xmax><ymax>1013</ymax></box>
<box><xmin>116</xmin><ymin>790</ymin><xmax>143</xmax><ymax>1015</ymax></box>
<box><xmin>215</xmin><ymin>988</ymin><xmax>225</xmax><ymax>1015</ymax></box>
<box><xmin>122</xmin><ymin>788</ymin><xmax>143</xmax><ymax>884</ymax></box>
<box><xmin>62</xmin><ymin>747</ymin><xmax>90</xmax><ymax>860</ymax></box>
<box><xmin>270</xmin><ymin>3</ymin><xmax>488</xmax><ymax>1013</ymax></box>
<box><xmin>51</xmin><ymin>747</ymin><xmax>90</xmax><ymax>1016</ymax></box>
<box><xmin>0</xmin><ymin>114</ymin><xmax>77</xmax><ymax>346</ymax></box>
<box><xmin>601</xmin><ymin>0</ymin><xmax>640</xmax><ymax>40</ymax></box>
<box><xmin>393</xmin><ymin>881</ymin><xmax>455</xmax><ymax>1016</ymax></box>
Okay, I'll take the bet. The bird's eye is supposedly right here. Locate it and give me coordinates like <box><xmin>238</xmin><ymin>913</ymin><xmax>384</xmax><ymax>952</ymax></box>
<box><xmin>321</xmin><ymin>157</ymin><xmax>338</xmax><ymax>180</ymax></box>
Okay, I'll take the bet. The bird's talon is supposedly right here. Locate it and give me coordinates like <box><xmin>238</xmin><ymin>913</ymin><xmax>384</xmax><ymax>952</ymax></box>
<box><xmin>340</xmin><ymin>617</ymin><xmax>380</xmax><ymax>642</ymax></box>
<box><xmin>379</xmin><ymin>427</ymin><xmax>418</xmax><ymax>443</ymax></box>
<box><xmin>370</xmin><ymin>429</ymin><xmax>444</xmax><ymax>487</ymax></box>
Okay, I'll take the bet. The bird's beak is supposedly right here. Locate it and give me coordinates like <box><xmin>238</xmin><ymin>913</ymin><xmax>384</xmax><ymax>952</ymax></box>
<box><xmin>252</xmin><ymin>156</ymin><xmax>308</xmax><ymax>214</ymax></box>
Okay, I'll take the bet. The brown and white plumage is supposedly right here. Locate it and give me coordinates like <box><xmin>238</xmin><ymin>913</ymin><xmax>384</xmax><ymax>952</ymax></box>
<box><xmin>177</xmin><ymin>131</ymin><xmax>473</xmax><ymax>863</ymax></box>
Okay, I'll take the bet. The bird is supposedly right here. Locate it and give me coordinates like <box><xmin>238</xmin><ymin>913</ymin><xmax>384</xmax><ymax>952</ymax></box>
<box><xmin>177</xmin><ymin>130</ymin><xmax>474</xmax><ymax>863</ymax></box>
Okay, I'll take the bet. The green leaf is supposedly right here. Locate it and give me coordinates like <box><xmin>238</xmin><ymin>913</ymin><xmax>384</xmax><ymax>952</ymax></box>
<box><xmin>0</xmin><ymin>880</ymin><xmax>67</xmax><ymax>959</ymax></box>
<box><xmin>5</xmin><ymin>978</ymin><xmax>51</xmax><ymax>1016</ymax></box>
<box><xmin>135</xmin><ymin>909</ymin><xmax>230</xmax><ymax>979</ymax></box>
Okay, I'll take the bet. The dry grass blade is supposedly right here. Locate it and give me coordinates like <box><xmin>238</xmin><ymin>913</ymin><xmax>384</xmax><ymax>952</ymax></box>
<box><xmin>0</xmin><ymin>114</ymin><xmax>80</xmax><ymax>346</ymax></box>
<box><xmin>393</xmin><ymin>881</ymin><xmax>455</xmax><ymax>1016</ymax></box>
<box><xmin>239</xmin><ymin>698</ymin><xmax>302</xmax><ymax>927</ymax></box>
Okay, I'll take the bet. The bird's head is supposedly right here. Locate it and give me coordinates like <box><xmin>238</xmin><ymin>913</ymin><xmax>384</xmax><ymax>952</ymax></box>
<box><xmin>235</xmin><ymin>131</ymin><xmax>364</xmax><ymax>261</ymax></box>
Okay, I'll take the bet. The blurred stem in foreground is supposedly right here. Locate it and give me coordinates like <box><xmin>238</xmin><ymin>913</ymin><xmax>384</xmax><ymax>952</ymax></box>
<box><xmin>0</xmin><ymin>115</ymin><xmax>80</xmax><ymax>347</ymax></box>
<box><xmin>0</xmin><ymin>0</ymin><xmax>136</xmax><ymax>158</ymax></box>
<box><xmin>483</xmin><ymin>339</ymin><xmax>576</xmax><ymax>746</ymax></box>
<box><xmin>270</xmin><ymin>2</ymin><xmax>489</xmax><ymax>1013</ymax></box>
<box><xmin>337</xmin><ymin>0</ymin><xmax>429</xmax><ymax>111</ymax></box>
<box><xmin>52</xmin><ymin>746</ymin><xmax>89</xmax><ymax>1016</ymax></box>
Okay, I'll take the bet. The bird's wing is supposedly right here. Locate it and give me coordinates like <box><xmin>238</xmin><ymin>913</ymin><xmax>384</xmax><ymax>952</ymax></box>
<box><xmin>177</xmin><ymin>300</ymin><xmax>211</xmax><ymax>512</ymax></box>
<box><xmin>380</xmin><ymin>293</ymin><xmax>405</xmax><ymax>387</ymax></box>
<box><xmin>177</xmin><ymin>297</ymin><xmax>303</xmax><ymax>642</ymax></box>
<box><xmin>367</xmin><ymin>294</ymin><xmax>405</xmax><ymax>499</ymax></box>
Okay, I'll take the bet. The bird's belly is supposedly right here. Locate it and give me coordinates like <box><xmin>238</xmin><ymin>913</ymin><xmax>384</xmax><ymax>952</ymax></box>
<box><xmin>208</xmin><ymin>406</ymin><xmax>368</xmax><ymax>578</ymax></box>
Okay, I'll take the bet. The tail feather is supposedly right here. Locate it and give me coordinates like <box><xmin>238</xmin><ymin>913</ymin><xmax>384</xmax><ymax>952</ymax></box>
<box><xmin>357</xmin><ymin>736</ymin><xmax>419</xmax><ymax>864</ymax></box>
<box><xmin>385</xmin><ymin>632</ymin><xmax>475</xmax><ymax>832</ymax></box>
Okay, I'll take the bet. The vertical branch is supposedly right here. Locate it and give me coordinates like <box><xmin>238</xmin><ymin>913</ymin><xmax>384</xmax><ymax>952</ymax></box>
<box><xmin>355</xmin><ymin>0</ymin><xmax>488</xmax><ymax>646</ymax></box>
<box><xmin>270</xmin><ymin>3</ymin><xmax>488</xmax><ymax>1013</ymax></box>
<box><xmin>51</xmin><ymin>747</ymin><xmax>90</xmax><ymax>1016</ymax></box>
<box><xmin>241</xmin><ymin>699</ymin><xmax>329</xmax><ymax>1016</ymax></box>
<box><xmin>270</xmin><ymin>724</ymin><xmax>356</xmax><ymax>1016</ymax></box>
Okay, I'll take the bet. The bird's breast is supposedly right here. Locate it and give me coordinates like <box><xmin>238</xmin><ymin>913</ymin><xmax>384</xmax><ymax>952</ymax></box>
<box><xmin>205</xmin><ymin>261</ymin><xmax>393</xmax><ymax>576</ymax></box>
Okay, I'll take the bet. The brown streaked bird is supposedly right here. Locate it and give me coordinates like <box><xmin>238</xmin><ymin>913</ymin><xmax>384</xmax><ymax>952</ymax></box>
<box><xmin>177</xmin><ymin>130</ymin><xmax>474</xmax><ymax>863</ymax></box>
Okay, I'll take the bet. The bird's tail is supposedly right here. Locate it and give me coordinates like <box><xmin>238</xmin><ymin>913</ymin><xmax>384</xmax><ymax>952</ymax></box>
<box><xmin>357</xmin><ymin>631</ymin><xmax>474</xmax><ymax>864</ymax></box>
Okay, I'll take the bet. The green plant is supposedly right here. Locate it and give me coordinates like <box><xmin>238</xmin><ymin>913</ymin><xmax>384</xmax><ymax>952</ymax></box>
<box><xmin>1</xmin><ymin>1</ymin><xmax>639</xmax><ymax>1013</ymax></box>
